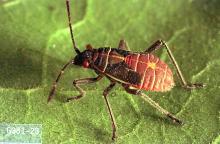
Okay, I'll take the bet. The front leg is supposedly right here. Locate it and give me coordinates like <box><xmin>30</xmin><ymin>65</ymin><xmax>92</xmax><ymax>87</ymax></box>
<box><xmin>66</xmin><ymin>75</ymin><xmax>103</xmax><ymax>102</ymax></box>
<box><xmin>48</xmin><ymin>59</ymin><xmax>73</xmax><ymax>103</ymax></box>
<box><xmin>144</xmin><ymin>39</ymin><xmax>205</xmax><ymax>89</ymax></box>
<box><xmin>103</xmin><ymin>82</ymin><xmax>117</xmax><ymax>141</ymax></box>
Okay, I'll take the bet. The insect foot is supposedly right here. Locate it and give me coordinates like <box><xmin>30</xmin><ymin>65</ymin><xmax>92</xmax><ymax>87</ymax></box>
<box><xmin>167</xmin><ymin>113</ymin><xmax>183</xmax><ymax>125</ymax></box>
<box><xmin>66</xmin><ymin>95</ymin><xmax>83</xmax><ymax>102</ymax></box>
<box><xmin>112</xmin><ymin>128</ymin><xmax>117</xmax><ymax>141</ymax></box>
<box><xmin>184</xmin><ymin>83</ymin><xmax>206</xmax><ymax>90</ymax></box>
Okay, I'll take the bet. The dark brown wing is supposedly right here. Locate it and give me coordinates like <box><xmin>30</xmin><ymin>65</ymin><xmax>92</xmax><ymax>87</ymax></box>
<box><xmin>104</xmin><ymin>62</ymin><xmax>141</xmax><ymax>85</ymax></box>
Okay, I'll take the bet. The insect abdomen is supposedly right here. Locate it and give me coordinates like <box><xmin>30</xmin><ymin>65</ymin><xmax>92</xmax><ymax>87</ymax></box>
<box><xmin>125</xmin><ymin>53</ymin><xmax>174</xmax><ymax>92</ymax></box>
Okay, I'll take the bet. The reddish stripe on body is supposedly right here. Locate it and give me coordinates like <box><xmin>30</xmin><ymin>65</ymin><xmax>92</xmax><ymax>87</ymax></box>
<box><xmin>134</xmin><ymin>54</ymin><xmax>140</xmax><ymax>71</ymax></box>
<box><xmin>161</xmin><ymin>65</ymin><xmax>167</xmax><ymax>91</ymax></box>
<box><xmin>149</xmin><ymin>58</ymin><xmax>159</xmax><ymax>90</ymax></box>
<box><xmin>139</xmin><ymin>54</ymin><xmax>150</xmax><ymax>89</ymax></box>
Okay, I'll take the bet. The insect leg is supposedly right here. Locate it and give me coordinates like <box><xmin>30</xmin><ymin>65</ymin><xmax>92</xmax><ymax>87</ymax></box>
<box><xmin>118</xmin><ymin>39</ymin><xmax>130</xmax><ymax>50</ymax></box>
<box><xmin>66</xmin><ymin>75</ymin><xmax>104</xmax><ymax>102</ymax></box>
<box><xmin>48</xmin><ymin>59</ymin><xmax>73</xmax><ymax>103</ymax></box>
<box><xmin>144</xmin><ymin>39</ymin><xmax>164</xmax><ymax>53</ymax></box>
<box><xmin>103</xmin><ymin>82</ymin><xmax>117</xmax><ymax>140</ymax></box>
<box><xmin>122</xmin><ymin>84</ymin><xmax>140</xmax><ymax>94</ymax></box>
<box><xmin>123</xmin><ymin>85</ymin><xmax>183</xmax><ymax>124</ymax></box>
<box><xmin>145</xmin><ymin>40</ymin><xmax>205</xmax><ymax>89</ymax></box>
<box><xmin>138</xmin><ymin>92</ymin><xmax>183</xmax><ymax>125</ymax></box>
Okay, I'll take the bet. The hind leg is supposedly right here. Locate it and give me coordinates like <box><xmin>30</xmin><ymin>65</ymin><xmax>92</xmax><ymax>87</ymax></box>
<box><xmin>122</xmin><ymin>84</ymin><xmax>183</xmax><ymax>125</ymax></box>
<box><xmin>144</xmin><ymin>39</ymin><xmax>205</xmax><ymax>89</ymax></box>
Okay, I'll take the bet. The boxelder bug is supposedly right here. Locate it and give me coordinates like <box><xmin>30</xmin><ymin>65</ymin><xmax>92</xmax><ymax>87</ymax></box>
<box><xmin>48</xmin><ymin>0</ymin><xmax>205</xmax><ymax>140</ymax></box>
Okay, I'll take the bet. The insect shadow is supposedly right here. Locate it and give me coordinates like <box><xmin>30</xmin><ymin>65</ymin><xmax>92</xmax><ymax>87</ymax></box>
<box><xmin>74</xmin><ymin>118</ymin><xmax>110</xmax><ymax>143</ymax></box>
<box><xmin>0</xmin><ymin>47</ymin><xmax>43</xmax><ymax>89</ymax></box>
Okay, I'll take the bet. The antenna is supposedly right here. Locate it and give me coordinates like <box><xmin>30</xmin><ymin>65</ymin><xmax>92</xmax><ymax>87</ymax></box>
<box><xmin>66</xmin><ymin>0</ymin><xmax>81</xmax><ymax>54</ymax></box>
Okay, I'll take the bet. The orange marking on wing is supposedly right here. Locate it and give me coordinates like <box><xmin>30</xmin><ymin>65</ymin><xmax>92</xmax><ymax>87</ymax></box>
<box><xmin>147</xmin><ymin>62</ymin><xmax>156</xmax><ymax>69</ymax></box>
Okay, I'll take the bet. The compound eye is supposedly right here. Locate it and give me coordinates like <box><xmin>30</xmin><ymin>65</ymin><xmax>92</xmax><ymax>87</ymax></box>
<box><xmin>83</xmin><ymin>60</ymin><xmax>89</xmax><ymax>68</ymax></box>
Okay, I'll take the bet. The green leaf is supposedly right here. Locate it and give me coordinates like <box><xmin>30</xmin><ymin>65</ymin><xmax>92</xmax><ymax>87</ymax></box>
<box><xmin>0</xmin><ymin>0</ymin><xmax>219</xmax><ymax>143</ymax></box>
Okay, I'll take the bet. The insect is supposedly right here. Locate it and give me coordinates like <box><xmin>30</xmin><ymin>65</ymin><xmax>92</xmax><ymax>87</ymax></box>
<box><xmin>48</xmin><ymin>0</ymin><xmax>205</xmax><ymax>141</ymax></box>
